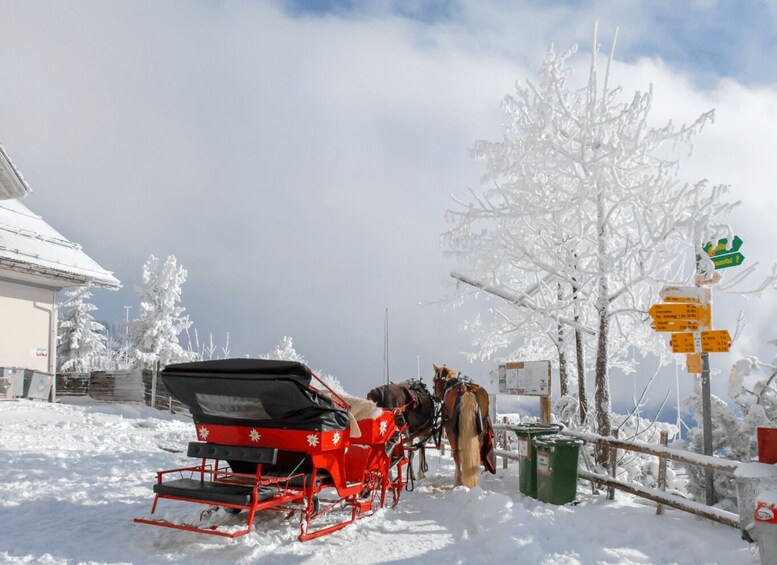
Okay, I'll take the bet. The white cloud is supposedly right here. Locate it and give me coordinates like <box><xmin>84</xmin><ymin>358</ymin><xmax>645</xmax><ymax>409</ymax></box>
<box><xmin>1</xmin><ymin>1</ymin><xmax>776</xmax><ymax>412</ymax></box>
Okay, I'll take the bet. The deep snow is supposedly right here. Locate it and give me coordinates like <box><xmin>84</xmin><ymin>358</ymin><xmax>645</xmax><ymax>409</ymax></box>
<box><xmin>0</xmin><ymin>399</ymin><xmax>757</xmax><ymax>564</ymax></box>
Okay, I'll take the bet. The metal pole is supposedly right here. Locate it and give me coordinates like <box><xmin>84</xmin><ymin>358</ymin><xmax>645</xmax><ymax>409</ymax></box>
<box><xmin>695</xmin><ymin>251</ymin><xmax>715</xmax><ymax>506</ymax></box>
<box><xmin>701</xmin><ymin>352</ymin><xmax>715</xmax><ymax>505</ymax></box>
<box><xmin>384</xmin><ymin>308</ymin><xmax>389</xmax><ymax>386</ymax></box>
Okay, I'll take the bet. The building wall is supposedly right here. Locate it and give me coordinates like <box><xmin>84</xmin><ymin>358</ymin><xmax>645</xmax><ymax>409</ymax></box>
<box><xmin>0</xmin><ymin>278</ymin><xmax>56</xmax><ymax>373</ymax></box>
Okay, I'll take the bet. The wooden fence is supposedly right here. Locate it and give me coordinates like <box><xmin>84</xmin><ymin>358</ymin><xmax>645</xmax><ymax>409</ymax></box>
<box><xmin>55</xmin><ymin>369</ymin><xmax>186</xmax><ymax>413</ymax></box>
<box><xmin>493</xmin><ymin>423</ymin><xmax>742</xmax><ymax>529</ymax></box>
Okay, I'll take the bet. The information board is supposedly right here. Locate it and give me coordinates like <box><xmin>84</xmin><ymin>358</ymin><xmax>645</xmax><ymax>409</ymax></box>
<box><xmin>497</xmin><ymin>361</ymin><xmax>551</xmax><ymax>396</ymax></box>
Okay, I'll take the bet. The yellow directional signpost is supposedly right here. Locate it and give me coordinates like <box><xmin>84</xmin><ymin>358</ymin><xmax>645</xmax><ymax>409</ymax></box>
<box><xmin>659</xmin><ymin>286</ymin><xmax>711</xmax><ymax>304</ymax></box>
<box><xmin>648</xmin><ymin>303</ymin><xmax>711</xmax><ymax>329</ymax></box>
<box><xmin>670</xmin><ymin>332</ymin><xmax>696</xmax><ymax>353</ymax></box>
<box><xmin>669</xmin><ymin>330</ymin><xmax>732</xmax><ymax>354</ymax></box>
<box><xmin>700</xmin><ymin>330</ymin><xmax>732</xmax><ymax>353</ymax></box>
<box><xmin>651</xmin><ymin>236</ymin><xmax>745</xmax><ymax>507</ymax></box>
<box><xmin>653</xmin><ymin>320</ymin><xmax>701</xmax><ymax>332</ymax></box>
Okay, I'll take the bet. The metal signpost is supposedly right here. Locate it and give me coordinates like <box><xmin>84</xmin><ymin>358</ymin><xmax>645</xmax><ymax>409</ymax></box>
<box><xmin>648</xmin><ymin>234</ymin><xmax>743</xmax><ymax>506</ymax></box>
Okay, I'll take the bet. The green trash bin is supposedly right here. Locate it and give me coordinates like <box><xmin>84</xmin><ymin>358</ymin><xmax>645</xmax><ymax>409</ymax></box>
<box><xmin>512</xmin><ymin>423</ymin><xmax>563</xmax><ymax>498</ymax></box>
<box><xmin>533</xmin><ymin>434</ymin><xmax>583</xmax><ymax>505</ymax></box>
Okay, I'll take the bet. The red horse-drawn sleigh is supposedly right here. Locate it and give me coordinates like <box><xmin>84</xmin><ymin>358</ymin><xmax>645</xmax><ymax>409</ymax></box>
<box><xmin>134</xmin><ymin>359</ymin><xmax>413</xmax><ymax>541</ymax></box>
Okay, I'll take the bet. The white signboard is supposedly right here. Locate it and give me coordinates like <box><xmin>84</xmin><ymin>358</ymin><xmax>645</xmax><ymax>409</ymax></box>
<box><xmin>517</xmin><ymin>438</ymin><xmax>529</xmax><ymax>460</ymax></box>
<box><xmin>497</xmin><ymin>361</ymin><xmax>551</xmax><ymax>396</ymax></box>
<box><xmin>536</xmin><ymin>452</ymin><xmax>551</xmax><ymax>475</ymax></box>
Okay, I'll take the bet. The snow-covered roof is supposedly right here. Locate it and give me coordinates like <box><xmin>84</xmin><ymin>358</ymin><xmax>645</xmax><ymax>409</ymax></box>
<box><xmin>0</xmin><ymin>144</ymin><xmax>32</xmax><ymax>200</ymax></box>
<box><xmin>0</xmin><ymin>199</ymin><xmax>120</xmax><ymax>290</ymax></box>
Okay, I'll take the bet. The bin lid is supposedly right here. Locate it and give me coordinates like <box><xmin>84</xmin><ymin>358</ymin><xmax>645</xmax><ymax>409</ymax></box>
<box><xmin>532</xmin><ymin>434</ymin><xmax>584</xmax><ymax>448</ymax></box>
<box><xmin>510</xmin><ymin>423</ymin><xmax>564</xmax><ymax>435</ymax></box>
<box><xmin>755</xmin><ymin>492</ymin><xmax>777</xmax><ymax>523</ymax></box>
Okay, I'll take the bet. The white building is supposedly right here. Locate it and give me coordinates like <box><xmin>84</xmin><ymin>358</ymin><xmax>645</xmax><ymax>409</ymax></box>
<box><xmin>0</xmin><ymin>143</ymin><xmax>120</xmax><ymax>383</ymax></box>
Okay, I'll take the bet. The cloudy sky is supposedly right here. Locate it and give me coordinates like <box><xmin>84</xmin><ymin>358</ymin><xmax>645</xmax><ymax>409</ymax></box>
<box><xmin>2</xmin><ymin>0</ymin><xmax>777</xmax><ymax>413</ymax></box>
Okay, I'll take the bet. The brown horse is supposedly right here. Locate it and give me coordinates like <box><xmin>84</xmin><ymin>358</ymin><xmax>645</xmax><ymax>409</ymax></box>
<box><xmin>367</xmin><ymin>379</ymin><xmax>438</xmax><ymax>481</ymax></box>
<box><xmin>433</xmin><ymin>365</ymin><xmax>496</xmax><ymax>487</ymax></box>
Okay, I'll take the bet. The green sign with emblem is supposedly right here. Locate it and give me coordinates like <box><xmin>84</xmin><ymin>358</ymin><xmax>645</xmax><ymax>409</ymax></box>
<box><xmin>704</xmin><ymin>235</ymin><xmax>745</xmax><ymax>270</ymax></box>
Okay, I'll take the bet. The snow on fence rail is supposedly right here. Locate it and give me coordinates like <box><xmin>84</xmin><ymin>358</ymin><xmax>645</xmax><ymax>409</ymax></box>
<box><xmin>492</xmin><ymin>423</ymin><xmax>741</xmax><ymax>529</ymax></box>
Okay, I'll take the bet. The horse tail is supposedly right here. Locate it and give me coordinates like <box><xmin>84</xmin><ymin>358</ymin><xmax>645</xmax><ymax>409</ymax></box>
<box><xmin>457</xmin><ymin>390</ymin><xmax>482</xmax><ymax>488</ymax></box>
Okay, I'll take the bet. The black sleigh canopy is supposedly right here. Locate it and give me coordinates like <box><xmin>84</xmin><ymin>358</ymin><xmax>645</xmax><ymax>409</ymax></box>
<box><xmin>161</xmin><ymin>359</ymin><xmax>349</xmax><ymax>431</ymax></box>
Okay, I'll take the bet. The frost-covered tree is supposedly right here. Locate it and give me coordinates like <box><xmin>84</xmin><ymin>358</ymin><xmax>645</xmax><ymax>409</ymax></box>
<box><xmin>262</xmin><ymin>336</ymin><xmax>307</xmax><ymax>364</ymax></box>
<box><xmin>678</xmin><ymin>346</ymin><xmax>777</xmax><ymax>506</ymax></box>
<box><xmin>193</xmin><ymin>329</ymin><xmax>231</xmax><ymax>361</ymax></box>
<box><xmin>444</xmin><ymin>25</ymin><xmax>731</xmax><ymax>462</ymax></box>
<box><xmin>57</xmin><ymin>287</ymin><xmax>107</xmax><ymax>373</ymax></box>
<box><xmin>131</xmin><ymin>254</ymin><xmax>195</xmax><ymax>368</ymax></box>
<box><xmin>260</xmin><ymin>336</ymin><xmax>346</xmax><ymax>394</ymax></box>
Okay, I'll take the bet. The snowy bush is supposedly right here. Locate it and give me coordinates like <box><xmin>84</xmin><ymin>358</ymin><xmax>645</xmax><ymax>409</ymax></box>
<box><xmin>682</xmin><ymin>349</ymin><xmax>777</xmax><ymax>507</ymax></box>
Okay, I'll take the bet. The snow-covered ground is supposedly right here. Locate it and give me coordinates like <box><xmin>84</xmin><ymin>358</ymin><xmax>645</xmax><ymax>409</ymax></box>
<box><xmin>0</xmin><ymin>399</ymin><xmax>757</xmax><ymax>564</ymax></box>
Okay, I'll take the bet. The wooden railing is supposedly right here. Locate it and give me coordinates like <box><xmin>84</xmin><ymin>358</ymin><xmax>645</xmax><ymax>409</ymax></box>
<box><xmin>493</xmin><ymin>423</ymin><xmax>742</xmax><ymax>529</ymax></box>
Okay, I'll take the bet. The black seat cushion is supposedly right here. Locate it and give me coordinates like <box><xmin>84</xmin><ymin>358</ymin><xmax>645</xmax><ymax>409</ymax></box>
<box><xmin>153</xmin><ymin>478</ymin><xmax>276</xmax><ymax>506</ymax></box>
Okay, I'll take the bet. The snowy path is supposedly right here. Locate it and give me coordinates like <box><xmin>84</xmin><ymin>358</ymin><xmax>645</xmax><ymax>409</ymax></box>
<box><xmin>0</xmin><ymin>400</ymin><xmax>756</xmax><ymax>564</ymax></box>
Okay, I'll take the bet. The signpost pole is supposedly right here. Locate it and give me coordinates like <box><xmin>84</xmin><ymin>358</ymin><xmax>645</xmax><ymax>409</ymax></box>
<box><xmin>696</xmin><ymin>252</ymin><xmax>715</xmax><ymax>505</ymax></box>
<box><xmin>701</xmin><ymin>350</ymin><xmax>715</xmax><ymax>505</ymax></box>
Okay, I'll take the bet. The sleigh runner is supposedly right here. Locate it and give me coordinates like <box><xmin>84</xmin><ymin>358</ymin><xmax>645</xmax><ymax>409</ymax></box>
<box><xmin>134</xmin><ymin>359</ymin><xmax>412</xmax><ymax>541</ymax></box>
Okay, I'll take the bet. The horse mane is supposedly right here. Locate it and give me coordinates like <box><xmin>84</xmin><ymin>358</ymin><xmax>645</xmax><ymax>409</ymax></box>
<box><xmin>456</xmin><ymin>390</ymin><xmax>482</xmax><ymax>488</ymax></box>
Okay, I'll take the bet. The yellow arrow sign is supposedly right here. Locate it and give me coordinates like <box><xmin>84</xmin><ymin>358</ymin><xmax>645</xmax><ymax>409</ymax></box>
<box><xmin>659</xmin><ymin>286</ymin><xmax>711</xmax><ymax>304</ymax></box>
<box><xmin>669</xmin><ymin>330</ymin><xmax>731</xmax><ymax>353</ymax></box>
<box><xmin>670</xmin><ymin>333</ymin><xmax>697</xmax><ymax>353</ymax></box>
<box><xmin>652</xmin><ymin>320</ymin><xmax>701</xmax><ymax>333</ymax></box>
<box><xmin>649</xmin><ymin>303</ymin><xmax>711</xmax><ymax>326</ymax></box>
<box><xmin>701</xmin><ymin>329</ymin><xmax>731</xmax><ymax>353</ymax></box>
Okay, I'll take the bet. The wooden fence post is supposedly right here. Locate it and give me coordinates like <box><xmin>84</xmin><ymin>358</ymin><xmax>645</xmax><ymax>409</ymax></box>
<box><xmin>502</xmin><ymin>416</ymin><xmax>509</xmax><ymax>469</ymax></box>
<box><xmin>607</xmin><ymin>429</ymin><xmax>619</xmax><ymax>501</ymax></box>
<box><xmin>656</xmin><ymin>430</ymin><xmax>668</xmax><ymax>515</ymax></box>
<box><xmin>150</xmin><ymin>361</ymin><xmax>159</xmax><ymax>409</ymax></box>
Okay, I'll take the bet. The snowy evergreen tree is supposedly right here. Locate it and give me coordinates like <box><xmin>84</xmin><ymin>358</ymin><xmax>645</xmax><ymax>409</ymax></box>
<box><xmin>57</xmin><ymin>287</ymin><xmax>107</xmax><ymax>373</ymax></box>
<box><xmin>261</xmin><ymin>336</ymin><xmax>306</xmax><ymax>364</ymax></box>
<box><xmin>444</xmin><ymin>25</ymin><xmax>731</xmax><ymax>462</ymax></box>
<box><xmin>260</xmin><ymin>336</ymin><xmax>346</xmax><ymax>393</ymax></box>
<box><xmin>131</xmin><ymin>254</ymin><xmax>195</xmax><ymax>368</ymax></box>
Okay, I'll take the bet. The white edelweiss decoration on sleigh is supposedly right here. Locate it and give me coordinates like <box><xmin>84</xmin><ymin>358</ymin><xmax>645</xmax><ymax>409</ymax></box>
<box><xmin>249</xmin><ymin>429</ymin><xmax>261</xmax><ymax>442</ymax></box>
<box><xmin>198</xmin><ymin>426</ymin><xmax>209</xmax><ymax>440</ymax></box>
<box><xmin>379</xmin><ymin>420</ymin><xmax>388</xmax><ymax>436</ymax></box>
<box><xmin>332</xmin><ymin>431</ymin><xmax>341</xmax><ymax>445</ymax></box>
<box><xmin>307</xmin><ymin>434</ymin><xmax>319</xmax><ymax>447</ymax></box>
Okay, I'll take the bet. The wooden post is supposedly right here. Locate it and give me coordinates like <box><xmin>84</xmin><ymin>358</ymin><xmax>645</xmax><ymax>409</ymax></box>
<box><xmin>150</xmin><ymin>361</ymin><xmax>159</xmax><ymax>409</ymax></box>
<box><xmin>657</xmin><ymin>430</ymin><xmax>668</xmax><ymax>515</ymax></box>
<box><xmin>607</xmin><ymin>429</ymin><xmax>619</xmax><ymax>500</ymax></box>
<box><xmin>502</xmin><ymin>416</ymin><xmax>509</xmax><ymax>469</ymax></box>
<box><xmin>540</xmin><ymin>361</ymin><xmax>552</xmax><ymax>424</ymax></box>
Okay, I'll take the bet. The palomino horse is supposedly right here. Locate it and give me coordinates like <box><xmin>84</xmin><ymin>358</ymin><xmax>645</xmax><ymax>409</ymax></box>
<box><xmin>433</xmin><ymin>365</ymin><xmax>496</xmax><ymax>487</ymax></box>
<box><xmin>367</xmin><ymin>379</ymin><xmax>438</xmax><ymax>481</ymax></box>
